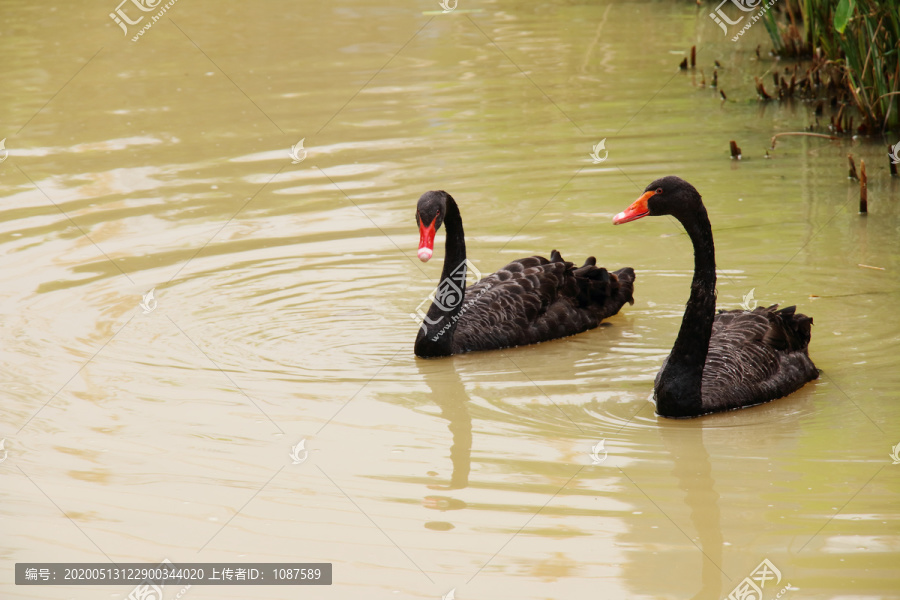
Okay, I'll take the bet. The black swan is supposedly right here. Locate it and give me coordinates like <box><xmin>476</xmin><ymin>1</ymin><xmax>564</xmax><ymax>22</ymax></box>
<box><xmin>414</xmin><ymin>190</ymin><xmax>635</xmax><ymax>358</ymax></box>
<box><xmin>613</xmin><ymin>176</ymin><xmax>818</xmax><ymax>418</ymax></box>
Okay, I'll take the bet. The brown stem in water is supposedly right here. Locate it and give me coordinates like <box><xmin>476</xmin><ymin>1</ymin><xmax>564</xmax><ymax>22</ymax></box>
<box><xmin>769</xmin><ymin>132</ymin><xmax>839</xmax><ymax>149</ymax></box>
<box><xmin>859</xmin><ymin>159</ymin><xmax>868</xmax><ymax>214</ymax></box>
<box><xmin>755</xmin><ymin>76</ymin><xmax>772</xmax><ymax>100</ymax></box>
<box><xmin>848</xmin><ymin>154</ymin><xmax>859</xmax><ymax>180</ymax></box>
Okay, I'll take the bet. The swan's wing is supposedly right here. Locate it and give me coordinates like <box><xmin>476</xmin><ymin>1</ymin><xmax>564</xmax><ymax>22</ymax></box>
<box><xmin>701</xmin><ymin>305</ymin><xmax>817</xmax><ymax>411</ymax></box>
<box><xmin>711</xmin><ymin>305</ymin><xmax>812</xmax><ymax>350</ymax></box>
<box><xmin>451</xmin><ymin>253</ymin><xmax>633</xmax><ymax>353</ymax></box>
<box><xmin>452</xmin><ymin>255</ymin><xmax>567</xmax><ymax>352</ymax></box>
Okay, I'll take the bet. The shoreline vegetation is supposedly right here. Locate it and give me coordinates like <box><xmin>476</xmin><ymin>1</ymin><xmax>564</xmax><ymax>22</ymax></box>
<box><xmin>757</xmin><ymin>0</ymin><xmax>899</xmax><ymax>133</ymax></box>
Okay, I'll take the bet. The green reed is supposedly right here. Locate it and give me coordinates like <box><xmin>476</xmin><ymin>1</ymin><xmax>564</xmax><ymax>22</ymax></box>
<box><xmin>762</xmin><ymin>0</ymin><xmax>899</xmax><ymax>132</ymax></box>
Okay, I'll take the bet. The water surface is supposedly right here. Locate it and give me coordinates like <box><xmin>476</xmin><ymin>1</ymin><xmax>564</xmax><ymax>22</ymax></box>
<box><xmin>2</xmin><ymin>1</ymin><xmax>898</xmax><ymax>599</ymax></box>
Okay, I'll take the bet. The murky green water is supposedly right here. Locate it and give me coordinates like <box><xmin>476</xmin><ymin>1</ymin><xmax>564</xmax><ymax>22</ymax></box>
<box><xmin>2</xmin><ymin>1</ymin><xmax>899</xmax><ymax>599</ymax></box>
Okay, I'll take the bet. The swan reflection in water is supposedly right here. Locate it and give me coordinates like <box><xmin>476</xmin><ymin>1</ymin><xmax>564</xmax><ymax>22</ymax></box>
<box><xmin>420</xmin><ymin>358</ymin><xmax>472</xmax><ymax>491</ymax></box>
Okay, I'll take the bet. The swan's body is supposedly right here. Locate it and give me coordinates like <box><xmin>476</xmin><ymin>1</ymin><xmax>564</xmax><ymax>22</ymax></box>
<box><xmin>421</xmin><ymin>252</ymin><xmax>635</xmax><ymax>357</ymax></box>
<box><xmin>415</xmin><ymin>191</ymin><xmax>635</xmax><ymax>358</ymax></box>
<box><xmin>662</xmin><ymin>304</ymin><xmax>817</xmax><ymax>415</ymax></box>
<box><xmin>614</xmin><ymin>176</ymin><xmax>818</xmax><ymax>417</ymax></box>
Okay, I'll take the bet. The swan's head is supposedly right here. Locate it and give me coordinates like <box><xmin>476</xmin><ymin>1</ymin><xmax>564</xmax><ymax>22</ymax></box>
<box><xmin>613</xmin><ymin>176</ymin><xmax>701</xmax><ymax>224</ymax></box>
<box><xmin>416</xmin><ymin>190</ymin><xmax>449</xmax><ymax>262</ymax></box>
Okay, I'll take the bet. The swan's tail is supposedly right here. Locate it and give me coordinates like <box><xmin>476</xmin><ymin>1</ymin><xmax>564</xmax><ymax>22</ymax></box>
<box><xmin>569</xmin><ymin>259</ymin><xmax>635</xmax><ymax>315</ymax></box>
<box><xmin>765</xmin><ymin>304</ymin><xmax>814</xmax><ymax>351</ymax></box>
<box><xmin>611</xmin><ymin>267</ymin><xmax>636</xmax><ymax>306</ymax></box>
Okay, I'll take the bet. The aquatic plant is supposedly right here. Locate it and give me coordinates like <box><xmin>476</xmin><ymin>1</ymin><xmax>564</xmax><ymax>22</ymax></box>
<box><xmin>762</xmin><ymin>0</ymin><xmax>899</xmax><ymax>132</ymax></box>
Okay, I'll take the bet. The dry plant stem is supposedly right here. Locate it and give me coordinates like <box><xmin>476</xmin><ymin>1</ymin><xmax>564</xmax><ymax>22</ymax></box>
<box><xmin>835</xmin><ymin>105</ymin><xmax>846</xmax><ymax>133</ymax></box>
<box><xmin>785</xmin><ymin>2</ymin><xmax>798</xmax><ymax>30</ymax></box>
<box><xmin>755</xmin><ymin>77</ymin><xmax>773</xmax><ymax>100</ymax></box>
<box><xmin>859</xmin><ymin>159</ymin><xmax>868</xmax><ymax>214</ymax></box>
<box><xmin>769</xmin><ymin>132</ymin><xmax>839</xmax><ymax>149</ymax></box>
<box><xmin>849</xmin><ymin>154</ymin><xmax>859</xmax><ymax>180</ymax></box>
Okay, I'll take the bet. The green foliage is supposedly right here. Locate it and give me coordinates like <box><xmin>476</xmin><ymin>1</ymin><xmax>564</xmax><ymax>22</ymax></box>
<box><xmin>763</xmin><ymin>0</ymin><xmax>900</xmax><ymax>132</ymax></box>
<box><xmin>833</xmin><ymin>0</ymin><xmax>853</xmax><ymax>34</ymax></box>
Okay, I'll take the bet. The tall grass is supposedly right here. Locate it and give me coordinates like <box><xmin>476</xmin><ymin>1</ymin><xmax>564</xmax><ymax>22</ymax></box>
<box><xmin>763</xmin><ymin>0</ymin><xmax>899</xmax><ymax>133</ymax></box>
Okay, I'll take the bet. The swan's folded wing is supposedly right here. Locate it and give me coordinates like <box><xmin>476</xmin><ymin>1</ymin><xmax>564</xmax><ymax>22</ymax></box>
<box><xmin>452</xmin><ymin>256</ymin><xmax>567</xmax><ymax>351</ymax></box>
<box><xmin>451</xmin><ymin>254</ymin><xmax>633</xmax><ymax>353</ymax></box>
<box><xmin>712</xmin><ymin>305</ymin><xmax>812</xmax><ymax>351</ymax></box>
<box><xmin>702</xmin><ymin>305</ymin><xmax>817</xmax><ymax>410</ymax></box>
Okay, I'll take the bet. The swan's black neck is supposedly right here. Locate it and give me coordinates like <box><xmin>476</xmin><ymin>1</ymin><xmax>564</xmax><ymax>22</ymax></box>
<box><xmin>415</xmin><ymin>197</ymin><xmax>466</xmax><ymax>357</ymax></box>
<box><xmin>655</xmin><ymin>203</ymin><xmax>717</xmax><ymax>417</ymax></box>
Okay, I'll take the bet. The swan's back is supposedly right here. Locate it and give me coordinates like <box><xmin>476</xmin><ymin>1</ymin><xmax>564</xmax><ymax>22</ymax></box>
<box><xmin>450</xmin><ymin>252</ymin><xmax>634</xmax><ymax>354</ymax></box>
<box><xmin>697</xmin><ymin>304</ymin><xmax>818</xmax><ymax>413</ymax></box>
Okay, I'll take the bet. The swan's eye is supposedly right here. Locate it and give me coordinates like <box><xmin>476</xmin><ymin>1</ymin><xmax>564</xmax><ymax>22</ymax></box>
<box><xmin>655</xmin><ymin>188</ymin><xmax>663</xmax><ymax>194</ymax></box>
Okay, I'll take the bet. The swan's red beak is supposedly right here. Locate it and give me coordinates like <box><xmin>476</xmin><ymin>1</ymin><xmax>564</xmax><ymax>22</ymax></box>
<box><xmin>613</xmin><ymin>191</ymin><xmax>653</xmax><ymax>225</ymax></box>
<box><xmin>418</xmin><ymin>218</ymin><xmax>437</xmax><ymax>262</ymax></box>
